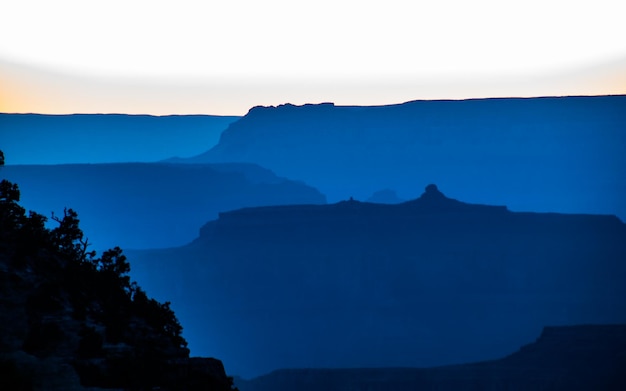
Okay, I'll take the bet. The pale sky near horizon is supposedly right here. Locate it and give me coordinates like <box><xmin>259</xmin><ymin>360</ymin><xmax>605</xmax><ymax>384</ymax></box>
<box><xmin>1</xmin><ymin>0</ymin><xmax>625</xmax><ymax>115</ymax></box>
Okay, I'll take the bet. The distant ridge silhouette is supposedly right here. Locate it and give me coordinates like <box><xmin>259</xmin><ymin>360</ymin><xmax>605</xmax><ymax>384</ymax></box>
<box><xmin>1</xmin><ymin>162</ymin><xmax>325</xmax><ymax>249</ymax></box>
<box><xmin>407</xmin><ymin>183</ymin><xmax>492</xmax><ymax>210</ymax></box>
<box><xmin>0</xmin><ymin>113</ymin><xmax>239</xmax><ymax>164</ymax></box>
<box><xmin>129</xmin><ymin>185</ymin><xmax>626</xmax><ymax>378</ymax></box>
<box><xmin>174</xmin><ymin>95</ymin><xmax>626</xmax><ymax>221</ymax></box>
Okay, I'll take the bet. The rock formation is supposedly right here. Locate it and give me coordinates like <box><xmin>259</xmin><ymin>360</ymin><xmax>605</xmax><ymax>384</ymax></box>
<box><xmin>129</xmin><ymin>185</ymin><xmax>626</xmax><ymax>377</ymax></box>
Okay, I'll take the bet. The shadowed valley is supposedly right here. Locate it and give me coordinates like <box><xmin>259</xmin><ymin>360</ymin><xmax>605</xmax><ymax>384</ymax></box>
<box><xmin>235</xmin><ymin>324</ymin><xmax>626</xmax><ymax>391</ymax></box>
<box><xmin>1</xmin><ymin>163</ymin><xmax>325</xmax><ymax>250</ymax></box>
<box><xmin>2</xmin><ymin>95</ymin><xmax>625</xmax><ymax>389</ymax></box>
<box><xmin>129</xmin><ymin>185</ymin><xmax>626</xmax><ymax>378</ymax></box>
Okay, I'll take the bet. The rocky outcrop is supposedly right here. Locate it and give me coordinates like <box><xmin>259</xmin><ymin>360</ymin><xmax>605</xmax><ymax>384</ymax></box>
<box><xmin>0</xmin><ymin>248</ymin><xmax>236</xmax><ymax>391</ymax></box>
<box><xmin>235</xmin><ymin>324</ymin><xmax>626</xmax><ymax>391</ymax></box>
<box><xmin>0</xmin><ymin>178</ymin><xmax>236</xmax><ymax>390</ymax></box>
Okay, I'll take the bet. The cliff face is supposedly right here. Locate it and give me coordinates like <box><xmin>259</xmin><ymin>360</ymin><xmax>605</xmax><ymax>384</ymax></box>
<box><xmin>235</xmin><ymin>324</ymin><xmax>626</xmax><ymax>391</ymax></box>
<box><xmin>180</xmin><ymin>95</ymin><xmax>626</xmax><ymax>220</ymax></box>
<box><xmin>129</xmin><ymin>185</ymin><xmax>626</xmax><ymax>377</ymax></box>
<box><xmin>0</xmin><ymin>178</ymin><xmax>236</xmax><ymax>391</ymax></box>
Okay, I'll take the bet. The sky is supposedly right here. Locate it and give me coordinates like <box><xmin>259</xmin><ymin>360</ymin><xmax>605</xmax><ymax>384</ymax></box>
<box><xmin>1</xmin><ymin>0</ymin><xmax>625</xmax><ymax>115</ymax></box>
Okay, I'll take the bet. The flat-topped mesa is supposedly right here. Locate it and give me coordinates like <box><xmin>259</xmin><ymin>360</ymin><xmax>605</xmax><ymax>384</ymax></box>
<box><xmin>213</xmin><ymin>182</ymin><xmax>626</xmax><ymax>236</ymax></box>
<box><xmin>196</xmin><ymin>184</ymin><xmax>626</xmax><ymax>244</ymax></box>
<box><xmin>186</xmin><ymin>95</ymin><xmax>626</xmax><ymax>221</ymax></box>
<box><xmin>137</xmin><ymin>182</ymin><xmax>626</xmax><ymax>378</ymax></box>
<box><xmin>197</xmin><ymin>185</ymin><xmax>509</xmax><ymax>241</ymax></box>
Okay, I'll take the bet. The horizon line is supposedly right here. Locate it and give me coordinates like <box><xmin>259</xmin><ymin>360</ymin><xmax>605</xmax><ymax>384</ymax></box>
<box><xmin>2</xmin><ymin>93</ymin><xmax>624</xmax><ymax>117</ymax></box>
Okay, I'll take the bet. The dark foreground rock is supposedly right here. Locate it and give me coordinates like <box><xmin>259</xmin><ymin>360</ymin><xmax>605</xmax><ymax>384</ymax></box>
<box><xmin>236</xmin><ymin>324</ymin><xmax>626</xmax><ymax>391</ymax></box>
<box><xmin>0</xmin><ymin>177</ymin><xmax>236</xmax><ymax>390</ymax></box>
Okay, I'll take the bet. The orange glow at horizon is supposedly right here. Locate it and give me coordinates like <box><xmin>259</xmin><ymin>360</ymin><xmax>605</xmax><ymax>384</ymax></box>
<box><xmin>0</xmin><ymin>73</ymin><xmax>30</xmax><ymax>114</ymax></box>
<box><xmin>2</xmin><ymin>0</ymin><xmax>626</xmax><ymax>115</ymax></box>
<box><xmin>1</xmin><ymin>57</ymin><xmax>625</xmax><ymax>116</ymax></box>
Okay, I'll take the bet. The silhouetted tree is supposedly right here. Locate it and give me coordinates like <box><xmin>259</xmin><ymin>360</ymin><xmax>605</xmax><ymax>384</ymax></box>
<box><xmin>51</xmin><ymin>208</ymin><xmax>95</xmax><ymax>262</ymax></box>
<box><xmin>0</xmin><ymin>179</ymin><xmax>24</xmax><ymax>222</ymax></box>
<box><xmin>96</xmin><ymin>247</ymin><xmax>131</xmax><ymax>283</ymax></box>
<box><xmin>0</xmin><ymin>163</ymin><xmax>238</xmax><ymax>390</ymax></box>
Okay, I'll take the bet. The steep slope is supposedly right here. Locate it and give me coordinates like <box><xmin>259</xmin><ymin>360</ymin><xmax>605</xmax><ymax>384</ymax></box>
<box><xmin>0</xmin><ymin>178</ymin><xmax>237</xmax><ymax>391</ymax></box>
<box><xmin>1</xmin><ymin>162</ymin><xmax>326</xmax><ymax>250</ymax></box>
<box><xmin>179</xmin><ymin>95</ymin><xmax>626</xmax><ymax>220</ymax></box>
<box><xmin>0</xmin><ymin>113</ymin><xmax>239</xmax><ymax>164</ymax></box>
<box><xmin>129</xmin><ymin>185</ymin><xmax>626</xmax><ymax>377</ymax></box>
<box><xmin>235</xmin><ymin>324</ymin><xmax>626</xmax><ymax>391</ymax></box>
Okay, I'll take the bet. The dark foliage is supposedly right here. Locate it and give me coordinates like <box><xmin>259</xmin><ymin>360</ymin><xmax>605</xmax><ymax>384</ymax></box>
<box><xmin>0</xmin><ymin>359</ymin><xmax>34</xmax><ymax>391</ymax></box>
<box><xmin>77</xmin><ymin>326</ymin><xmax>104</xmax><ymax>359</ymax></box>
<box><xmin>0</xmin><ymin>159</ymin><xmax>236</xmax><ymax>390</ymax></box>
<box><xmin>0</xmin><ymin>196</ymin><xmax>187</xmax><ymax>353</ymax></box>
<box><xmin>22</xmin><ymin>322</ymin><xmax>64</xmax><ymax>357</ymax></box>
